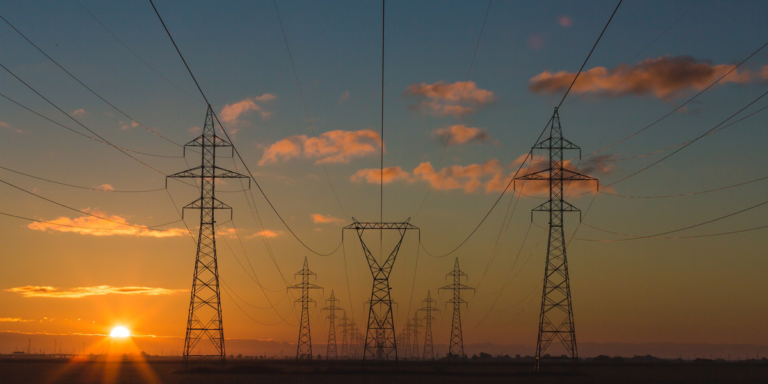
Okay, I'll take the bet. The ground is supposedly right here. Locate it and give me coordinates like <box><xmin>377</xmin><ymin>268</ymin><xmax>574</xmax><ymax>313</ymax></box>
<box><xmin>1</xmin><ymin>357</ymin><xmax>766</xmax><ymax>384</ymax></box>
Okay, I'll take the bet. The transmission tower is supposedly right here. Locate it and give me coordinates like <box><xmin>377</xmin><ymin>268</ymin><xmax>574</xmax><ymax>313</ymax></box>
<box><xmin>439</xmin><ymin>258</ymin><xmax>474</xmax><ymax>360</ymax></box>
<box><xmin>411</xmin><ymin>313</ymin><xmax>422</xmax><ymax>360</ymax></box>
<box><xmin>288</xmin><ymin>257</ymin><xmax>323</xmax><ymax>360</ymax></box>
<box><xmin>339</xmin><ymin>313</ymin><xmax>349</xmax><ymax>359</ymax></box>
<box><xmin>515</xmin><ymin>107</ymin><xmax>598</xmax><ymax>371</ymax></box>
<box><xmin>418</xmin><ymin>290</ymin><xmax>440</xmax><ymax>360</ymax></box>
<box><xmin>344</xmin><ymin>219</ymin><xmax>419</xmax><ymax>361</ymax></box>
<box><xmin>321</xmin><ymin>290</ymin><xmax>342</xmax><ymax>360</ymax></box>
<box><xmin>169</xmin><ymin>105</ymin><xmax>250</xmax><ymax>368</ymax></box>
<box><xmin>401</xmin><ymin>318</ymin><xmax>412</xmax><ymax>359</ymax></box>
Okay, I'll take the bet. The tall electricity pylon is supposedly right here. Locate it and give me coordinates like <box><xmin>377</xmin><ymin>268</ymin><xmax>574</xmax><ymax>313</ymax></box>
<box><xmin>344</xmin><ymin>219</ymin><xmax>419</xmax><ymax>361</ymax></box>
<box><xmin>515</xmin><ymin>107</ymin><xmax>597</xmax><ymax>371</ymax></box>
<box><xmin>169</xmin><ymin>105</ymin><xmax>250</xmax><ymax>368</ymax></box>
<box><xmin>288</xmin><ymin>257</ymin><xmax>323</xmax><ymax>360</ymax></box>
<box><xmin>439</xmin><ymin>258</ymin><xmax>474</xmax><ymax>360</ymax></box>
<box><xmin>411</xmin><ymin>313</ymin><xmax>422</xmax><ymax>360</ymax></box>
<box><xmin>418</xmin><ymin>290</ymin><xmax>440</xmax><ymax>360</ymax></box>
<box><xmin>401</xmin><ymin>319</ymin><xmax>412</xmax><ymax>359</ymax></box>
<box><xmin>322</xmin><ymin>290</ymin><xmax>342</xmax><ymax>360</ymax></box>
<box><xmin>339</xmin><ymin>313</ymin><xmax>350</xmax><ymax>359</ymax></box>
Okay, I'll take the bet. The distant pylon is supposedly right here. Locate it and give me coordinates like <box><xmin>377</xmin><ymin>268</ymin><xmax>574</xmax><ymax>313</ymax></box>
<box><xmin>515</xmin><ymin>107</ymin><xmax>598</xmax><ymax>371</ymax></box>
<box><xmin>288</xmin><ymin>257</ymin><xmax>323</xmax><ymax>360</ymax></box>
<box><xmin>339</xmin><ymin>313</ymin><xmax>350</xmax><ymax>359</ymax></box>
<box><xmin>439</xmin><ymin>258</ymin><xmax>475</xmax><ymax>360</ymax></box>
<box><xmin>411</xmin><ymin>313</ymin><xmax>422</xmax><ymax>360</ymax></box>
<box><xmin>169</xmin><ymin>105</ymin><xmax>250</xmax><ymax>368</ymax></box>
<box><xmin>345</xmin><ymin>219</ymin><xmax>419</xmax><ymax>361</ymax></box>
<box><xmin>321</xmin><ymin>290</ymin><xmax>343</xmax><ymax>360</ymax></box>
<box><xmin>418</xmin><ymin>291</ymin><xmax>440</xmax><ymax>360</ymax></box>
<box><xmin>401</xmin><ymin>318</ymin><xmax>412</xmax><ymax>359</ymax></box>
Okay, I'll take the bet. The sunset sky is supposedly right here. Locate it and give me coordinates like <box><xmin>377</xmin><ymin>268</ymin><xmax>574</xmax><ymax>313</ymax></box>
<box><xmin>1</xmin><ymin>0</ymin><xmax>768</xmax><ymax>356</ymax></box>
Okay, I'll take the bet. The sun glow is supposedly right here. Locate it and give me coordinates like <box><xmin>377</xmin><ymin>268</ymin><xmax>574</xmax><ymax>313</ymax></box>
<box><xmin>110</xmin><ymin>326</ymin><xmax>130</xmax><ymax>338</ymax></box>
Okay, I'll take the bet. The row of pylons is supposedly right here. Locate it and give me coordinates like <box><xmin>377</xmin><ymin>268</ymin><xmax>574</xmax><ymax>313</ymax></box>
<box><xmin>290</xmin><ymin>256</ymin><xmax>473</xmax><ymax>360</ymax></box>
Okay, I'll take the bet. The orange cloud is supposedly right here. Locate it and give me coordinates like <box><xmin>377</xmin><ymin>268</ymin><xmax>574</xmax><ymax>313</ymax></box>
<box><xmin>0</xmin><ymin>318</ymin><xmax>34</xmax><ymax>322</ymax></box>
<box><xmin>413</xmin><ymin>160</ymin><xmax>501</xmax><ymax>193</ymax></box>
<box><xmin>0</xmin><ymin>121</ymin><xmax>23</xmax><ymax>134</ymax></box>
<box><xmin>351</xmin><ymin>167</ymin><xmax>409</xmax><ymax>184</ymax></box>
<box><xmin>311</xmin><ymin>214</ymin><xmax>344</xmax><ymax>224</ymax></box>
<box><xmin>27</xmin><ymin>210</ymin><xmax>187</xmax><ymax>238</ymax></box>
<box><xmin>558</xmin><ymin>16</ymin><xmax>573</xmax><ymax>27</ymax></box>
<box><xmin>6</xmin><ymin>285</ymin><xmax>184</xmax><ymax>298</ymax></box>
<box><xmin>433</xmin><ymin>124</ymin><xmax>489</xmax><ymax>144</ymax></box>
<box><xmin>220</xmin><ymin>94</ymin><xmax>276</xmax><ymax>124</ymax></box>
<box><xmin>403</xmin><ymin>81</ymin><xmax>495</xmax><ymax>116</ymax></box>
<box><xmin>248</xmin><ymin>230</ymin><xmax>281</xmax><ymax>238</ymax></box>
<box><xmin>530</xmin><ymin>56</ymin><xmax>754</xmax><ymax>100</ymax></box>
<box><xmin>259</xmin><ymin>129</ymin><xmax>381</xmax><ymax>165</ymax></box>
<box><xmin>71</xmin><ymin>108</ymin><xmax>86</xmax><ymax>117</ymax></box>
<box><xmin>97</xmin><ymin>184</ymin><xmax>115</xmax><ymax>191</ymax></box>
<box><xmin>485</xmin><ymin>154</ymin><xmax>614</xmax><ymax>196</ymax></box>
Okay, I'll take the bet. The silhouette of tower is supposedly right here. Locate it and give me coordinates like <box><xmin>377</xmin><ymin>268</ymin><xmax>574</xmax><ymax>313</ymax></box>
<box><xmin>411</xmin><ymin>313</ymin><xmax>421</xmax><ymax>360</ymax></box>
<box><xmin>515</xmin><ymin>107</ymin><xmax>597</xmax><ymax>371</ymax></box>
<box><xmin>401</xmin><ymin>318</ymin><xmax>412</xmax><ymax>359</ymax></box>
<box><xmin>169</xmin><ymin>105</ymin><xmax>250</xmax><ymax>367</ymax></box>
<box><xmin>344</xmin><ymin>219</ymin><xmax>419</xmax><ymax>361</ymax></box>
<box><xmin>439</xmin><ymin>258</ymin><xmax>474</xmax><ymax>360</ymax></box>
<box><xmin>339</xmin><ymin>313</ymin><xmax>350</xmax><ymax>359</ymax></box>
<box><xmin>322</xmin><ymin>290</ymin><xmax>343</xmax><ymax>360</ymax></box>
<box><xmin>418</xmin><ymin>291</ymin><xmax>440</xmax><ymax>360</ymax></box>
<box><xmin>288</xmin><ymin>257</ymin><xmax>323</xmax><ymax>360</ymax></box>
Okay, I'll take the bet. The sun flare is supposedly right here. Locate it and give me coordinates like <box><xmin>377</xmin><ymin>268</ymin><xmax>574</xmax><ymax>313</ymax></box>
<box><xmin>110</xmin><ymin>326</ymin><xmax>130</xmax><ymax>338</ymax></box>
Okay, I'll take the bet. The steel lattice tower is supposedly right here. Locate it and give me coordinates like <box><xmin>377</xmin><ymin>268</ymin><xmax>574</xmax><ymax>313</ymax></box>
<box><xmin>418</xmin><ymin>290</ymin><xmax>440</xmax><ymax>360</ymax></box>
<box><xmin>169</xmin><ymin>105</ymin><xmax>250</xmax><ymax>368</ymax></box>
<box><xmin>439</xmin><ymin>258</ymin><xmax>474</xmax><ymax>360</ymax></box>
<box><xmin>515</xmin><ymin>107</ymin><xmax>597</xmax><ymax>371</ymax></box>
<box><xmin>401</xmin><ymin>319</ymin><xmax>412</xmax><ymax>359</ymax></box>
<box><xmin>411</xmin><ymin>313</ymin><xmax>421</xmax><ymax>360</ymax></box>
<box><xmin>288</xmin><ymin>257</ymin><xmax>323</xmax><ymax>360</ymax></box>
<box><xmin>344</xmin><ymin>218</ymin><xmax>419</xmax><ymax>361</ymax></box>
<box><xmin>339</xmin><ymin>313</ymin><xmax>349</xmax><ymax>359</ymax></box>
<box><xmin>321</xmin><ymin>290</ymin><xmax>342</xmax><ymax>360</ymax></box>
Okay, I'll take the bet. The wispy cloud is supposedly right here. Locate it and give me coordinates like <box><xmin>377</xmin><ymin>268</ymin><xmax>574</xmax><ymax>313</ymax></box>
<box><xmin>259</xmin><ymin>129</ymin><xmax>381</xmax><ymax>165</ymax></box>
<box><xmin>433</xmin><ymin>124</ymin><xmax>490</xmax><ymax>144</ymax></box>
<box><xmin>350</xmin><ymin>166</ymin><xmax>410</xmax><ymax>184</ymax></box>
<box><xmin>530</xmin><ymin>56</ymin><xmax>754</xmax><ymax>100</ymax></box>
<box><xmin>220</xmin><ymin>94</ymin><xmax>276</xmax><ymax>124</ymax></box>
<box><xmin>119</xmin><ymin>120</ymin><xmax>139</xmax><ymax>130</ymax></box>
<box><xmin>339</xmin><ymin>90</ymin><xmax>350</xmax><ymax>102</ymax></box>
<box><xmin>403</xmin><ymin>80</ymin><xmax>495</xmax><ymax>116</ymax></box>
<box><xmin>27</xmin><ymin>210</ymin><xmax>187</xmax><ymax>238</ymax></box>
<box><xmin>413</xmin><ymin>160</ymin><xmax>502</xmax><ymax>193</ymax></box>
<box><xmin>0</xmin><ymin>318</ymin><xmax>35</xmax><ymax>322</ymax></box>
<box><xmin>0</xmin><ymin>121</ymin><xmax>23</xmax><ymax>134</ymax></box>
<box><xmin>71</xmin><ymin>109</ymin><xmax>86</xmax><ymax>117</ymax></box>
<box><xmin>247</xmin><ymin>230</ymin><xmax>281</xmax><ymax>238</ymax></box>
<box><xmin>6</xmin><ymin>285</ymin><xmax>184</xmax><ymax>298</ymax></box>
<box><xmin>558</xmin><ymin>16</ymin><xmax>573</xmax><ymax>27</ymax></box>
<box><xmin>311</xmin><ymin>214</ymin><xmax>344</xmax><ymax>224</ymax></box>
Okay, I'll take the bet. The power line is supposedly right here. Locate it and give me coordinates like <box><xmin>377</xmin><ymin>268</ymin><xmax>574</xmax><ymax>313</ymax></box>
<box><xmin>0</xmin><ymin>210</ymin><xmax>179</xmax><ymax>232</ymax></box>
<box><xmin>272</xmin><ymin>0</ymin><xmax>350</xmax><ymax>219</ymax></box>
<box><xmin>605</xmin><ymin>87</ymin><xmax>768</xmax><ymax>188</ymax></box>
<box><xmin>0</xmin><ymin>165</ymin><xmax>165</xmax><ymax>193</ymax></box>
<box><xmin>563</xmin><ymin>0</ymin><xmax>700</xmax><ymax>106</ymax></box>
<box><xmin>74</xmin><ymin>0</ymin><xmax>204</xmax><ymax>105</ymax></box>
<box><xmin>0</xmin><ymin>61</ymin><xmax>167</xmax><ymax>175</ymax></box>
<box><xmin>148</xmin><ymin>0</ymin><xmax>341</xmax><ymax>257</ymax></box>
<box><xmin>581</xmin><ymin>38</ymin><xmax>768</xmax><ymax>159</ymax></box>
<box><xmin>578</xmin><ymin>198</ymin><xmax>768</xmax><ymax>241</ymax></box>
<box><xmin>0</xmin><ymin>92</ymin><xmax>180</xmax><ymax>158</ymax></box>
<box><xmin>412</xmin><ymin>0</ymin><xmax>492</xmax><ymax>219</ymax></box>
<box><xmin>419</xmin><ymin>0</ymin><xmax>622</xmax><ymax>258</ymax></box>
<box><xmin>0</xmin><ymin>177</ymin><xmax>177</xmax><ymax>229</ymax></box>
<box><xmin>0</xmin><ymin>12</ymin><xmax>183</xmax><ymax>148</ymax></box>
<box><xmin>575</xmin><ymin>223</ymin><xmax>768</xmax><ymax>242</ymax></box>
<box><xmin>601</xmin><ymin>102</ymin><xmax>768</xmax><ymax>163</ymax></box>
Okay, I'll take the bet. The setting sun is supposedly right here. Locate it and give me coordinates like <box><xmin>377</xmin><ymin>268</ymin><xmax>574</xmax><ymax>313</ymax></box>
<box><xmin>110</xmin><ymin>326</ymin><xmax>130</xmax><ymax>338</ymax></box>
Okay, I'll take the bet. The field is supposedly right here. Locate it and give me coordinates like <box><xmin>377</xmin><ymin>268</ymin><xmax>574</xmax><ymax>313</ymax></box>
<box><xmin>1</xmin><ymin>357</ymin><xmax>767</xmax><ymax>384</ymax></box>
